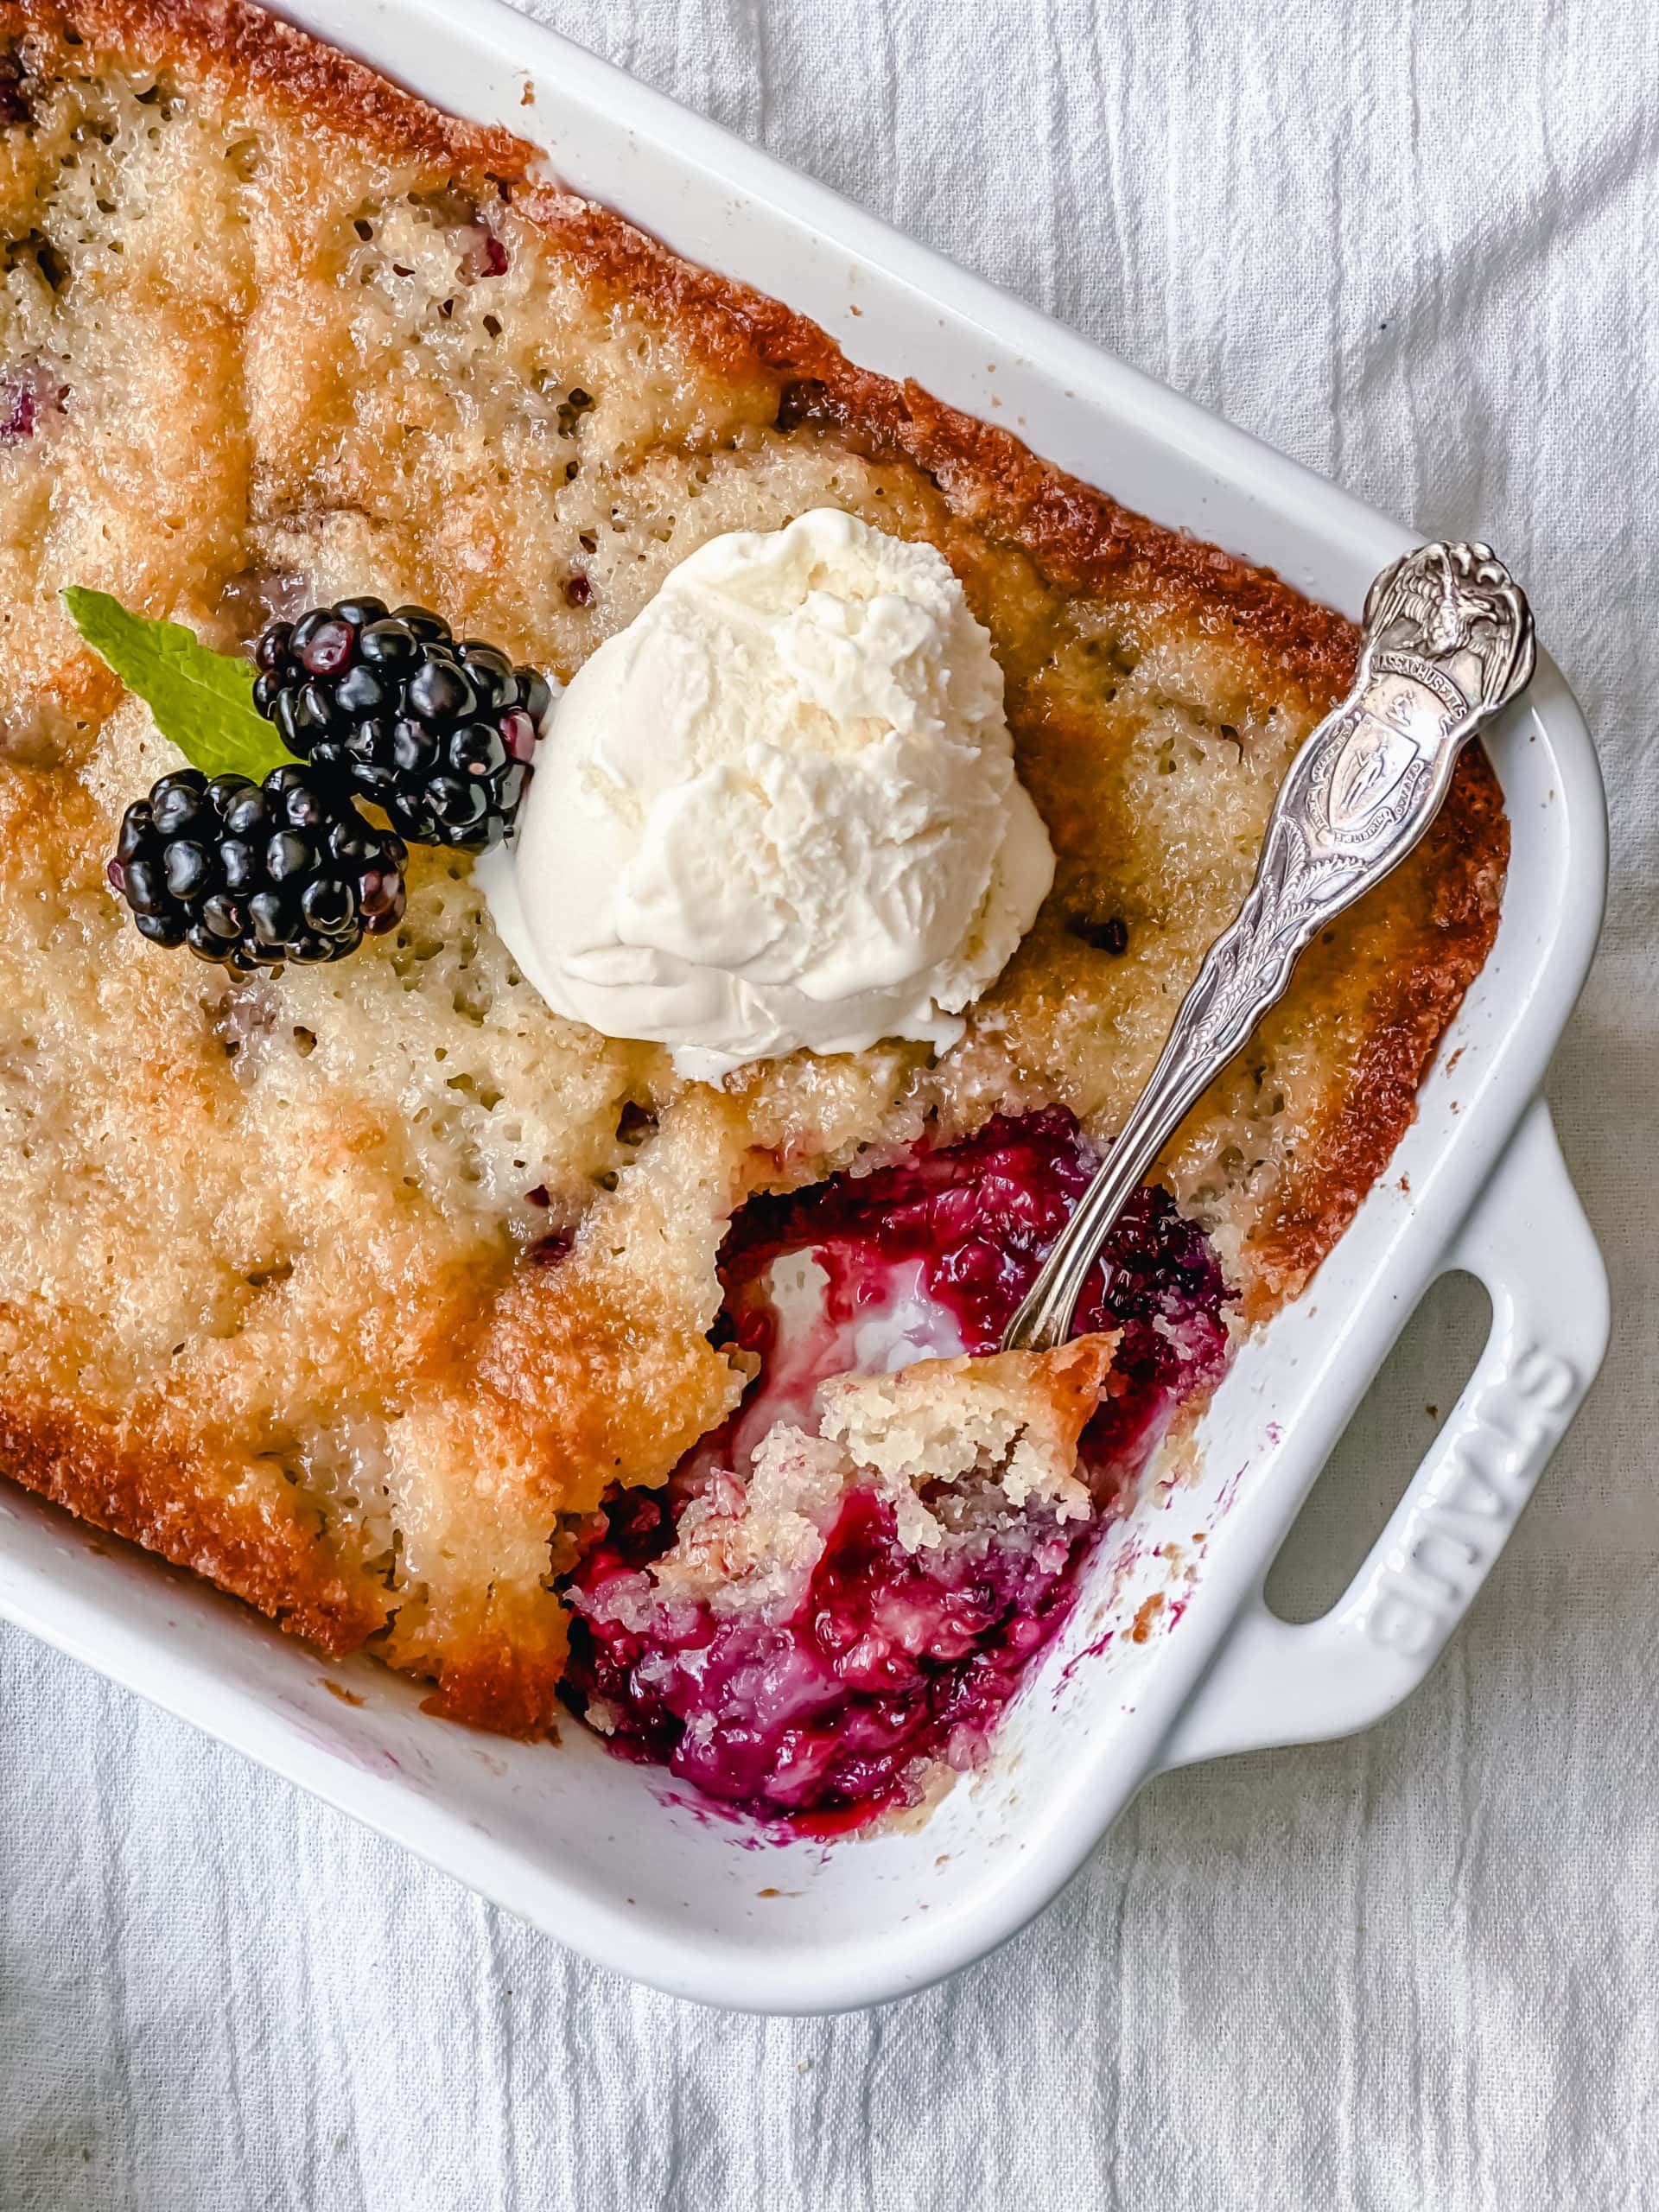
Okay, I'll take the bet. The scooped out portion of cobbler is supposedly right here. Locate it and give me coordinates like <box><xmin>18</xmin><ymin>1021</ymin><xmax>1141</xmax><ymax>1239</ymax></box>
<box><xmin>0</xmin><ymin>0</ymin><xmax>1507</xmax><ymax>1823</ymax></box>
<box><xmin>563</xmin><ymin>1109</ymin><xmax>1230</xmax><ymax>1823</ymax></box>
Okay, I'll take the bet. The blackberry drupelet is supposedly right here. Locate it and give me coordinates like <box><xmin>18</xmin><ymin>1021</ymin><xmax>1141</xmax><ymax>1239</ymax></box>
<box><xmin>251</xmin><ymin>596</ymin><xmax>549</xmax><ymax>849</ymax></box>
<box><xmin>108</xmin><ymin>766</ymin><xmax>408</xmax><ymax>969</ymax></box>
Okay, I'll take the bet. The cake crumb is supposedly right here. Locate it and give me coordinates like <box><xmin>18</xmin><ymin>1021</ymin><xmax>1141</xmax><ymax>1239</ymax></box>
<box><xmin>1129</xmin><ymin>1591</ymin><xmax>1165</xmax><ymax>1644</ymax></box>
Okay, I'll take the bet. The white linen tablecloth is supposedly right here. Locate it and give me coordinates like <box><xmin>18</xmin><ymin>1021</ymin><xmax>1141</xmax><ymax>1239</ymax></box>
<box><xmin>3</xmin><ymin>2</ymin><xmax>1656</xmax><ymax>2204</ymax></box>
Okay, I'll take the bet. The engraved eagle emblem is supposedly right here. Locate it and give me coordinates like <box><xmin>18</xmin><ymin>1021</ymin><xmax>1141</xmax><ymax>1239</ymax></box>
<box><xmin>1363</xmin><ymin>539</ymin><xmax>1535</xmax><ymax>715</ymax></box>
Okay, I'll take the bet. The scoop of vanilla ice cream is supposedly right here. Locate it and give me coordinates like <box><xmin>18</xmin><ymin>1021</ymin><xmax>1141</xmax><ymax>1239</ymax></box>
<box><xmin>480</xmin><ymin>508</ymin><xmax>1055</xmax><ymax>1082</ymax></box>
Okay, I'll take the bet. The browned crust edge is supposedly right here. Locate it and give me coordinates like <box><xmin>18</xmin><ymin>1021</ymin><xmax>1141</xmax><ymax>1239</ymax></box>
<box><xmin>10</xmin><ymin>0</ymin><xmax>1357</xmax><ymax>702</ymax></box>
<box><xmin>418</xmin><ymin>1631</ymin><xmax>570</xmax><ymax>1740</ymax></box>
<box><xmin>0</xmin><ymin>0</ymin><xmax>1508</xmax><ymax>1720</ymax></box>
<box><xmin>519</xmin><ymin>188</ymin><xmax>1361</xmax><ymax>704</ymax></box>
<box><xmin>7</xmin><ymin>0</ymin><xmax>537</xmax><ymax>172</ymax></box>
<box><xmin>0</xmin><ymin>1402</ymin><xmax>387</xmax><ymax>1649</ymax></box>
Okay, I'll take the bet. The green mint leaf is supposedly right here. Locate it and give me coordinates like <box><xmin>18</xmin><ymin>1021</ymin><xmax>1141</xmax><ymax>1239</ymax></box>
<box><xmin>61</xmin><ymin>586</ymin><xmax>296</xmax><ymax>781</ymax></box>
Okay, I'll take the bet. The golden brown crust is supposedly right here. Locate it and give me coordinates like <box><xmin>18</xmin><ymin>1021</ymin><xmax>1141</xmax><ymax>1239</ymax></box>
<box><xmin>7</xmin><ymin>0</ymin><xmax>1354</xmax><ymax>704</ymax></box>
<box><xmin>0</xmin><ymin>0</ymin><xmax>1508</xmax><ymax>1736</ymax></box>
<box><xmin>416</xmin><ymin>1599</ymin><xmax>570</xmax><ymax>1738</ymax></box>
<box><xmin>6</xmin><ymin>0</ymin><xmax>537</xmax><ymax>173</ymax></box>
<box><xmin>521</xmin><ymin>189</ymin><xmax>1359</xmax><ymax>709</ymax></box>
<box><xmin>0</xmin><ymin>1400</ymin><xmax>387</xmax><ymax>1649</ymax></box>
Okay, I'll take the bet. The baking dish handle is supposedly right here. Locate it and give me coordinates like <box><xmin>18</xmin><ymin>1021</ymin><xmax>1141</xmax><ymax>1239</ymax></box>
<box><xmin>1156</xmin><ymin>1094</ymin><xmax>1607</xmax><ymax>1772</ymax></box>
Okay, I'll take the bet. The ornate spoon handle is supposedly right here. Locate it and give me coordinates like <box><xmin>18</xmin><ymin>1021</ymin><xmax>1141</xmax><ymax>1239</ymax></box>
<box><xmin>1002</xmin><ymin>539</ymin><xmax>1536</xmax><ymax>1355</ymax></box>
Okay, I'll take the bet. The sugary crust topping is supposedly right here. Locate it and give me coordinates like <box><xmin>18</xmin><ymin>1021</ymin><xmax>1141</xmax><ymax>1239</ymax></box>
<box><xmin>819</xmin><ymin>1336</ymin><xmax>1117</xmax><ymax>1528</ymax></box>
<box><xmin>6</xmin><ymin>0</ymin><xmax>1357</xmax><ymax>696</ymax></box>
<box><xmin>0</xmin><ymin>0</ymin><xmax>1507</xmax><ymax>1735</ymax></box>
<box><xmin>8</xmin><ymin>0</ymin><xmax>536</xmax><ymax>169</ymax></box>
<box><xmin>0</xmin><ymin>1395</ymin><xmax>389</xmax><ymax>1651</ymax></box>
<box><xmin>517</xmin><ymin>188</ymin><xmax>1362</xmax><ymax>703</ymax></box>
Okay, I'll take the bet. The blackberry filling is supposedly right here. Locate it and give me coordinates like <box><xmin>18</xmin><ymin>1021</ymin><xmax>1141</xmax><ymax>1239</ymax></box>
<box><xmin>0</xmin><ymin>50</ymin><xmax>28</xmax><ymax>127</ymax></box>
<box><xmin>561</xmin><ymin>1109</ymin><xmax>1230</xmax><ymax>1826</ymax></box>
<box><xmin>0</xmin><ymin>383</ymin><xmax>34</xmax><ymax>444</ymax></box>
<box><xmin>0</xmin><ymin>363</ymin><xmax>67</xmax><ymax>447</ymax></box>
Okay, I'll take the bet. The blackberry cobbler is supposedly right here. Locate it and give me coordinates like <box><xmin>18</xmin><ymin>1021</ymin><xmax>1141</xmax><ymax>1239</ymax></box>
<box><xmin>0</xmin><ymin>0</ymin><xmax>1506</xmax><ymax>1828</ymax></box>
<box><xmin>563</xmin><ymin>1111</ymin><xmax>1230</xmax><ymax>1824</ymax></box>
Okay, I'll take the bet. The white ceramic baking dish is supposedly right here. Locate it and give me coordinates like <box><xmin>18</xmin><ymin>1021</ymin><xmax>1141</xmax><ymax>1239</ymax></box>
<box><xmin>0</xmin><ymin>0</ymin><xmax>1609</xmax><ymax>2014</ymax></box>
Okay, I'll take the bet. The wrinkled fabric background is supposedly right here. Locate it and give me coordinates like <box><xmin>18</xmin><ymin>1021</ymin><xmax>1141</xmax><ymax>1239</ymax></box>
<box><xmin>3</xmin><ymin>2</ymin><xmax>1656</xmax><ymax>2205</ymax></box>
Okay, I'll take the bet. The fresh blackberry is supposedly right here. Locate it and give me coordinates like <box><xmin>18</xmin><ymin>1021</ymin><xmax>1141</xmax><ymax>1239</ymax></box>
<box><xmin>108</xmin><ymin>766</ymin><xmax>408</xmax><ymax>970</ymax></box>
<box><xmin>251</xmin><ymin>595</ymin><xmax>548</xmax><ymax>849</ymax></box>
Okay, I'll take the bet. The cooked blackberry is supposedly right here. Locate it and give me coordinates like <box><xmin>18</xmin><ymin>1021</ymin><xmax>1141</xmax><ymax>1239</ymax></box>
<box><xmin>108</xmin><ymin>766</ymin><xmax>408</xmax><ymax>970</ymax></box>
<box><xmin>251</xmin><ymin>596</ymin><xmax>549</xmax><ymax>849</ymax></box>
<box><xmin>0</xmin><ymin>50</ymin><xmax>30</xmax><ymax>127</ymax></box>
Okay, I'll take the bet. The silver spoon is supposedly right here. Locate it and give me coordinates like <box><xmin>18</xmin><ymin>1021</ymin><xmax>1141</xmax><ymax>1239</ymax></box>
<box><xmin>1002</xmin><ymin>539</ymin><xmax>1536</xmax><ymax>1355</ymax></box>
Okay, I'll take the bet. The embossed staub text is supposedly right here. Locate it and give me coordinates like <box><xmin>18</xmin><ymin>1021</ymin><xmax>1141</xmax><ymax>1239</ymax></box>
<box><xmin>1364</xmin><ymin>1343</ymin><xmax>1579</xmax><ymax>1658</ymax></box>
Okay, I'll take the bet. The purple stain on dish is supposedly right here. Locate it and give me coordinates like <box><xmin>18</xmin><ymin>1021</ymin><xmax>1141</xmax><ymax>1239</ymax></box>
<box><xmin>1056</xmin><ymin>1624</ymin><xmax>1117</xmax><ymax>1694</ymax></box>
<box><xmin>1214</xmin><ymin>1462</ymin><xmax>1249</xmax><ymax>1516</ymax></box>
<box><xmin>275</xmin><ymin>1692</ymin><xmax>413</xmax><ymax>1781</ymax></box>
<box><xmin>656</xmin><ymin>1790</ymin><xmax>778</xmax><ymax>1847</ymax></box>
